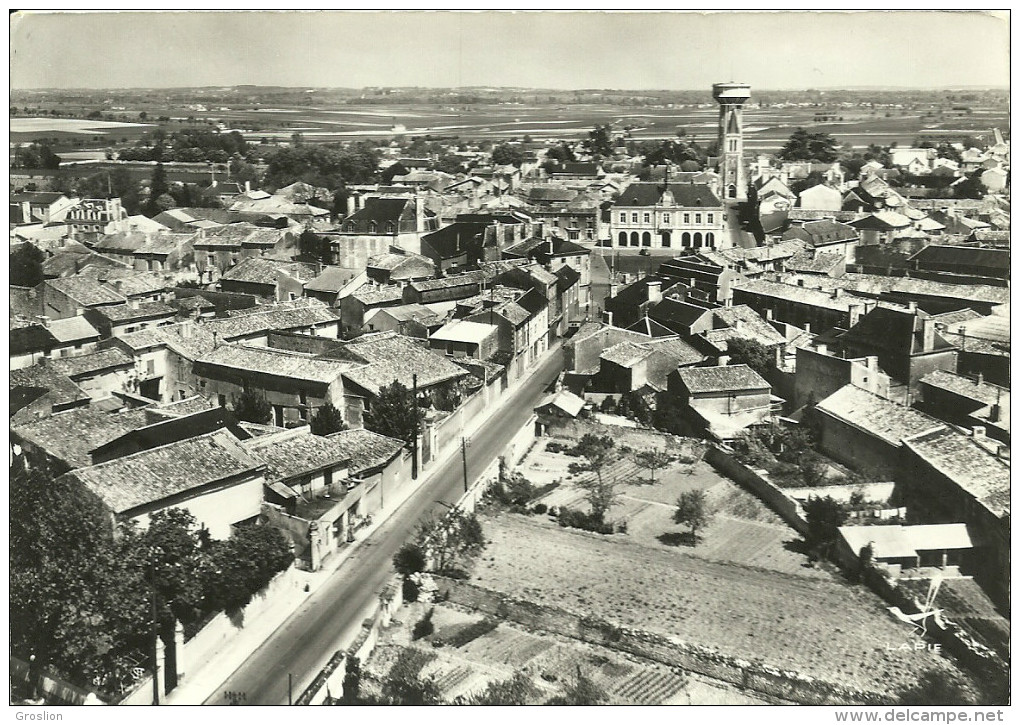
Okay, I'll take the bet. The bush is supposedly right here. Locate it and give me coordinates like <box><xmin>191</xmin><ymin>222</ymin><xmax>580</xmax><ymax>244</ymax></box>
<box><xmin>402</xmin><ymin>577</ymin><xmax>420</xmax><ymax>602</ymax></box>
<box><xmin>441</xmin><ymin>617</ymin><xmax>499</xmax><ymax>648</ymax></box>
<box><xmin>533</xmin><ymin>503</ymin><xmax>548</xmax><ymax>515</ymax></box>
<box><xmin>412</xmin><ymin>608</ymin><xmax>435</xmax><ymax>641</ymax></box>
<box><xmin>557</xmin><ymin>507</ymin><xmax>614</xmax><ymax>535</ymax></box>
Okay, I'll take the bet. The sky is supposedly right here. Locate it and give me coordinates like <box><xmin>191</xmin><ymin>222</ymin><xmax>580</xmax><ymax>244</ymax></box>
<box><xmin>9</xmin><ymin>10</ymin><xmax>1011</xmax><ymax>91</ymax></box>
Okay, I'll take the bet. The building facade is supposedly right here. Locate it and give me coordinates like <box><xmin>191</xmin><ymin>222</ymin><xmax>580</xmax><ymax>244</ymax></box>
<box><xmin>610</xmin><ymin>182</ymin><xmax>727</xmax><ymax>250</ymax></box>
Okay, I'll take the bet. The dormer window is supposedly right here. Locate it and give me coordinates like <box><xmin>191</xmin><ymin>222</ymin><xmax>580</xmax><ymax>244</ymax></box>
<box><xmin>368</xmin><ymin>222</ymin><xmax>378</xmax><ymax>233</ymax></box>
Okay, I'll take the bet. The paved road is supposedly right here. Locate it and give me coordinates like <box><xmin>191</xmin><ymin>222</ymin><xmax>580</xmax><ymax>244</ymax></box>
<box><xmin>203</xmin><ymin>347</ymin><xmax>564</xmax><ymax>705</ymax></box>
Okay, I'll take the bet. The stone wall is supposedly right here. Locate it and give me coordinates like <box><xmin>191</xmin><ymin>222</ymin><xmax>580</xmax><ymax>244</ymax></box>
<box><xmin>438</xmin><ymin>577</ymin><xmax>889</xmax><ymax>705</ymax></box>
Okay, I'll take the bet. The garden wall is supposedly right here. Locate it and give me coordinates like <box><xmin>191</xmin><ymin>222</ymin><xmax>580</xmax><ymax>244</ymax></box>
<box><xmin>704</xmin><ymin>445</ymin><xmax>808</xmax><ymax>536</ymax></box>
<box><xmin>437</xmin><ymin>578</ymin><xmax>888</xmax><ymax>705</ymax></box>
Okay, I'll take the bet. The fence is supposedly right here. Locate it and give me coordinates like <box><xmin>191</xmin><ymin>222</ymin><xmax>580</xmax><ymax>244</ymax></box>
<box><xmin>437</xmin><ymin>577</ymin><xmax>889</xmax><ymax>705</ymax></box>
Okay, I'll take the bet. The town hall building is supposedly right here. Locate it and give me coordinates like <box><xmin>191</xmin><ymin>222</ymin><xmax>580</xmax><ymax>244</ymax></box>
<box><xmin>609</xmin><ymin>181</ymin><xmax>728</xmax><ymax>250</ymax></box>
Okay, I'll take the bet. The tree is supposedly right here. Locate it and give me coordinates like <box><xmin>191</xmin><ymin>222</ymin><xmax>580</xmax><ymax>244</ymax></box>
<box><xmin>202</xmin><ymin>524</ymin><xmax>293</xmax><ymax>613</ymax></box>
<box><xmin>298</xmin><ymin>229</ymin><xmax>331</xmax><ymax>262</ymax></box>
<box><xmin>778</xmin><ymin>128</ymin><xmax>839</xmax><ymax>163</ymax></box>
<box><xmin>584</xmin><ymin>124</ymin><xmax>615</xmax><ymax>158</ymax></box>
<box><xmin>392</xmin><ymin>543</ymin><xmax>427</xmax><ymax>577</ymax></box>
<box><xmin>380</xmin><ymin>651</ymin><xmax>442</xmax><ymax>705</ymax></box>
<box><xmin>416</xmin><ymin>508</ymin><xmax>485</xmax><ymax>574</ymax></box>
<box><xmin>145</xmin><ymin>162</ymin><xmax>170</xmax><ymax>216</ymax></box>
<box><xmin>567</xmin><ymin>434</ymin><xmax>618</xmax><ymax>522</ymax></box>
<box><xmin>362</xmin><ymin>381</ymin><xmax>425</xmax><ymax>446</ymax></box>
<box><xmin>232</xmin><ymin>388</ymin><xmax>272</xmax><ymax>424</ymax></box>
<box><xmin>954</xmin><ymin>173</ymin><xmax>987</xmax><ymax>200</ymax></box>
<box><xmin>309</xmin><ymin>403</ymin><xmax>346</xmax><ymax>436</ymax></box>
<box><xmin>803</xmin><ymin>495</ymin><xmax>848</xmax><ymax>557</ymax></box>
<box><xmin>790</xmin><ymin>170</ymin><xmax>826</xmax><ymax>197</ymax></box>
<box><xmin>727</xmin><ymin>338</ymin><xmax>774</xmax><ymax>380</ymax></box>
<box><xmin>674</xmin><ymin>489</ymin><xmax>712</xmax><ymax>541</ymax></box>
<box><xmin>634</xmin><ymin>449</ymin><xmax>673</xmax><ymax>485</ymax></box>
<box><xmin>10</xmin><ymin>243</ymin><xmax>45</xmax><ymax>287</ymax></box>
<box><xmin>491</xmin><ymin>143</ymin><xmax>524</xmax><ymax>167</ymax></box>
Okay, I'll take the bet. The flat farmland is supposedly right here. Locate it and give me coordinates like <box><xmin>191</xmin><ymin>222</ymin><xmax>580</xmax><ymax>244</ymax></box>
<box><xmin>472</xmin><ymin>514</ymin><xmax>967</xmax><ymax>696</ymax></box>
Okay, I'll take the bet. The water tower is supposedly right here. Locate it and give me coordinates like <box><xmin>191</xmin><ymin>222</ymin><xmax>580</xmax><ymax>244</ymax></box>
<box><xmin>712</xmin><ymin>82</ymin><xmax>751</xmax><ymax>200</ymax></box>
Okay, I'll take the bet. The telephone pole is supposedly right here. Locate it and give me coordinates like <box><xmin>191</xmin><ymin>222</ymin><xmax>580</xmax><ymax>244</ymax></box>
<box><xmin>461</xmin><ymin>436</ymin><xmax>470</xmax><ymax>492</ymax></box>
<box><xmin>411</xmin><ymin>373</ymin><xmax>419</xmax><ymax>480</ymax></box>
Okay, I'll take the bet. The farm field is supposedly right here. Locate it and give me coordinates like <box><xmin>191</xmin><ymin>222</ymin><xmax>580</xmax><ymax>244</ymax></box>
<box><xmin>368</xmin><ymin>602</ymin><xmax>771</xmax><ymax>705</ymax></box>
<box><xmin>471</xmin><ymin>513</ymin><xmax>967</xmax><ymax>696</ymax></box>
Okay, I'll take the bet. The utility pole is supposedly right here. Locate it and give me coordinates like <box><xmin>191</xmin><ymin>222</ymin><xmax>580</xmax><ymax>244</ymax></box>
<box><xmin>461</xmin><ymin>436</ymin><xmax>470</xmax><ymax>492</ymax></box>
<box><xmin>151</xmin><ymin>580</ymin><xmax>160</xmax><ymax>705</ymax></box>
<box><xmin>288</xmin><ymin>673</ymin><xmax>293</xmax><ymax>705</ymax></box>
<box><xmin>411</xmin><ymin>373</ymin><xmax>419</xmax><ymax>480</ymax></box>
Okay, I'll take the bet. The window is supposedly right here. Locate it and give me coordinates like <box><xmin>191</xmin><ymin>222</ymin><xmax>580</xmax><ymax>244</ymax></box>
<box><xmin>683</xmin><ymin>213</ymin><xmax>690</xmax><ymax>224</ymax></box>
<box><xmin>630</xmin><ymin>232</ymin><xmax>639</xmax><ymax>247</ymax></box>
<box><xmin>568</xmin><ymin>229</ymin><xmax>580</xmax><ymax>240</ymax></box>
<box><xmin>706</xmin><ymin>214</ymin><xmax>714</xmax><ymax>224</ymax></box>
<box><xmin>693</xmin><ymin>232</ymin><xmax>703</xmax><ymax>247</ymax></box>
<box><xmin>368</xmin><ymin>222</ymin><xmax>377</xmax><ymax>233</ymax></box>
<box><xmin>663</xmin><ymin>213</ymin><xmax>671</xmax><ymax>225</ymax></box>
<box><xmin>146</xmin><ymin>359</ymin><xmax>155</xmax><ymax>375</ymax></box>
<box><xmin>586</xmin><ymin>229</ymin><xmax>594</xmax><ymax>240</ymax></box>
<box><xmin>324</xmin><ymin>468</ymin><xmax>333</xmax><ymax>489</ymax></box>
<box><xmin>299</xmin><ymin>390</ymin><xmax>308</xmax><ymax>406</ymax></box>
<box><xmin>619</xmin><ymin>212</ymin><xmax>626</xmax><ymax>223</ymax></box>
<box><xmin>207</xmin><ymin>254</ymin><xmax>216</xmax><ymax>267</ymax></box>
<box><xmin>695</xmin><ymin>214</ymin><xmax>702</xmax><ymax>224</ymax></box>
<box><xmin>705</xmin><ymin>232</ymin><xmax>715</xmax><ymax>247</ymax></box>
<box><xmin>179</xmin><ymin>389</ymin><xmax>186</xmax><ymax>399</ymax></box>
<box><xmin>447</xmin><ymin>342</ymin><xmax>455</xmax><ymax>355</ymax></box>
<box><xmin>218</xmin><ymin>394</ymin><xmax>227</xmax><ymax>407</ymax></box>
<box><xmin>641</xmin><ymin>231</ymin><xmax>651</xmax><ymax>247</ymax></box>
<box><xmin>631</xmin><ymin>213</ymin><xmax>638</xmax><ymax>223</ymax></box>
<box><xmin>386</xmin><ymin>222</ymin><xmax>395</xmax><ymax>233</ymax></box>
<box><xmin>643</xmin><ymin>213</ymin><xmax>650</xmax><ymax>224</ymax></box>
<box><xmin>289</xmin><ymin>292</ymin><xmax>297</xmax><ymax>301</ymax></box>
<box><xmin>345</xmin><ymin>222</ymin><xmax>355</xmax><ymax>232</ymax></box>
<box><xmin>618</xmin><ymin>231</ymin><xmax>627</xmax><ymax>246</ymax></box>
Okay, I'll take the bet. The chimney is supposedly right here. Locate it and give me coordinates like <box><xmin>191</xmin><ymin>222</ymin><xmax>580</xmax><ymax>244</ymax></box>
<box><xmin>346</xmin><ymin>193</ymin><xmax>357</xmax><ymax>217</ymax></box>
<box><xmin>816</xmin><ymin>343</ymin><xmax>828</xmax><ymax>355</ymax></box>
<box><xmin>907</xmin><ymin>301</ymin><xmax>917</xmax><ymax>312</ymax></box>
<box><xmin>129</xmin><ymin>297</ymin><xmax>139</xmax><ymax>310</ymax></box>
<box><xmin>180</xmin><ymin>320</ymin><xmax>194</xmax><ymax>339</ymax></box>
<box><xmin>832</xmin><ymin>288</ymin><xmax>843</xmax><ymax>300</ymax></box>
<box><xmin>774</xmin><ymin>346</ymin><xmax>783</xmax><ymax>368</ymax></box>
<box><xmin>921</xmin><ymin>317</ymin><xmax>935</xmax><ymax>351</ymax></box>
<box><xmin>804</xmin><ymin>323</ymin><xmax>811</xmax><ymax>334</ymax></box>
<box><xmin>245</xmin><ymin>180</ymin><xmax>251</xmax><ymax>194</ymax></box>
<box><xmin>414</xmin><ymin>196</ymin><xmax>425</xmax><ymax>231</ymax></box>
<box><xmin>647</xmin><ymin>280</ymin><xmax>662</xmax><ymax>304</ymax></box>
<box><xmin>976</xmin><ymin>372</ymin><xmax>984</xmax><ymax>386</ymax></box>
<box><xmin>36</xmin><ymin>315</ymin><xmax>51</xmax><ymax>328</ymax></box>
<box><xmin>971</xmin><ymin>426</ymin><xmax>986</xmax><ymax>439</ymax></box>
<box><xmin>866</xmin><ymin>355</ymin><xmax>879</xmax><ymax>371</ymax></box>
<box><xmin>717</xmin><ymin>355</ymin><xmax>730</xmax><ymax>366</ymax></box>
<box><xmin>848</xmin><ymin>303</ymin><xmax>862</xmax><ymax>328</ymax></box>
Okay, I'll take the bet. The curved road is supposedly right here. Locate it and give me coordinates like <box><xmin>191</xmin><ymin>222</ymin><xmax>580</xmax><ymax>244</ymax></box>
<box><xmin>203</xmin><ymin>347</ymin><xmax>564</xmax><ymax>705</ymax></box>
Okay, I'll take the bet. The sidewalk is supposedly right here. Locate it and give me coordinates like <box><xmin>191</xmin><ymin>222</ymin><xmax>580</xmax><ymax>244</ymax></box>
<box><xmin>162</xmin><ymin>341</ymin><xmax>562</xmax><ymax>705</ymax></box>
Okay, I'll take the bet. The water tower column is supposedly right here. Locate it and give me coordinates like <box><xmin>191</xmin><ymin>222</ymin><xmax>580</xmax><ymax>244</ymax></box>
<box><xmin>712</xmin><ymin>82</ymin><xmax>751</xmax><ymax>201</ymax></box>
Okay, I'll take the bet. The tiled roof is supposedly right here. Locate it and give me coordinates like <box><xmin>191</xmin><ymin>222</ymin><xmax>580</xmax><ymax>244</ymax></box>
<box><xmin>92</xmin><ymin>300</ymin><xmax>177</xmax><ymax>323</ymax></box>
<box><xmin>838</xmin><ymin>307</ymin><xmax>955</xmax><ymax>356</ymax></box>
<box><xmin>352</xmin><ymin>285</ymin><xmax>404</xmax><ymax>305</ymax></box>
<box><xmin>786</xmin><ymin>251</ymin><xmax>844</xmax><ymax>275</ymax></box>
<box><xmin>409</xmin><ymin>271</ymin><xmax>485</xmax><ymax>292</ymax></box>
<box><xmin>46</xmin><ymin>316</ymin><xmax>100</xmax><ymax>343</ymax></box>
<box><xmin>908</xmin><ymin>245</ymin><xmax>1009</xmax><ymax>272</ymax></box>
<box><xmin>340</xmin><ymin>332</ymin><xmax>467</xmax><ymax>394</ymax></box>
<box><xmin>527</xmin><ymin>186</ymin><xmax>576</xmax><ymax>203</ymax></box>
<box><xmin>370</xmin><ymin>303</ymin><xmax>439</xmax><ymax>325</ymax></box>
<box><xmin>733</xmin><ymin>279</ymin><xmax>860</xmax><ymax>312</ymax></box>
<box><xmin>367</xmin><ymin>253</ymin><xmax>433</xmax><ymax>272</ymax></box>
<box><xmin>709</xmin><ymin>305</ymin><xmax>787</xmax><ymax>347</ymax></box>
<box><xmin>791</xmin><ymin>273</ymin><xmax>1010</xmax><ymax>306</ymax></box>
<box><xmin>615</xmin><ymin>182</ymin><xmax>722</xmax><ymax>208</ymax></box>
<box><xmin>152</xmin><ymin>395</ymin><xmax>216</xmax><ymax>417</ymax></box>
<box><xmin>197</xmin><ymin>344</ymin><xmax>356</xmax><ymax>384</ymax></box>
<box><xmin>649</xmin><ymin>297</ymin><xmax>714</xmax><ymax>329</ymax></box>
<box><xmin>65</xmin><ymin>430</ymin><xmax>263</xmax><ymax>514</ymax></box>
<box><xmin>12</xmin><ymin>406</ymin><xmax>151</xmax><ymax>469</ymax></box>
<box><xmin>242</xmin><ymin>431</ymin><xmax>352</xmax><ymax>482</ymax></box>
<box><xmin>45</xmin><ymin>276</ymin><xmax>126</xmax><ymax>307</ymax></box>
<box><xmin>430</xmin><ymin>319</ymin><xmax>497</xmax><ymax>344</ymax></box>
<box><xmin>555</xmin><ymin>265</ymin><xmax>581</xmax><ymax>293</ymax></box>
<box><xmin>815</xmin><ymin>385</ymin><xmax>945</xmax><ymax>447</ymax></box>
<box><xmin>347</xmin><ymin>197</ymin><xmax>410</xmax><ymax>223</ymax></box>
<box><xmin>677</xmin><ymin>364</ymin><xmax>769</xmax><ymax>394</ymax></box>
<box><xmin>325</xmin><ymin>428</ymin><xmax>404</xmax><ymax>474</ymax></box>
<box><xmin>601</xmin><ymin>341</ymin><xmax>653</xmax><ymax>367</ymax></box>
<box><xmin>930</xmin><ymin>308</ymin><xmax>982</xmax><ymax>326</ymax></box>
<box><xmin>903</xmin><ymin>427</ymin><xmax>1010</xmax><ymax>515</ymax></box>
<box><xmin>134</xmin><ymin>232</ymin><xmax>198</xmax><ymax>256</ymax></box>
<box><xmin>784</xmin><ymin>219</ymin><xmax>859</xmax><ymax>246</ymax></box>
<box><xmin>78</xmin><ymin>268</ymin><xmax>169</xmax><ymax>297</ymax></box>
<box><xmin>919</xmin><ymin>370</ymin><xmax>1009</xmax><ymax>409</ymax></box>
<box><xmin>93</xmin><ymin>231</ymin><xmax>149</xmax><ymax>253</ymax></box>
<box><xmin>220</xmin><ymin>257</ymin><xmax>316</xmax><ymax>286</ymax></box>
<box><xmin>175</xmin><ymin>295</ymin><xmax>215</xmax><ymax>311</ymax></box>
<box><xmin>10</xmin><ymin>324</ymin><xmax>58</xmax><ymax>355</ymax></box>
<box><xmin>48</xmin><ymin>348</ymin><xmax>134</xmax><ymax>379</ymax></box>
